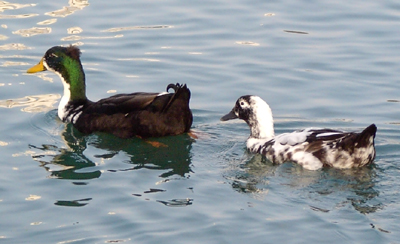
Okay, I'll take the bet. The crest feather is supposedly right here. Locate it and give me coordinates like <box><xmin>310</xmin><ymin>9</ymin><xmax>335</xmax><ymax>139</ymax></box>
<box><xmin>66</xmin><ymin>45</ymin><xmax>81</xmax><ymax>60</ymax></box>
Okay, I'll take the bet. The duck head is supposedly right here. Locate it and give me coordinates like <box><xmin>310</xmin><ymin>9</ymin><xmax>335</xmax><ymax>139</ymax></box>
<box><xmin>27</xmin><ymin>45</ymin><xmax>87</xmax><ymax>101</ymax></box>
<box><xmin>221</xmin><ymin>95</ymin><xmax>275</xmax><ymax>140</ymax></box>
<box><xmin>27</xmin><ymin>46</ymin><xmax>87</xmax><ymax>121</ymax></box>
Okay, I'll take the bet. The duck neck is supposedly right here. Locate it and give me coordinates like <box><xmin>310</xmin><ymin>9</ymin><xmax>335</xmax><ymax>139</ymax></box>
<box><xmin>62</xmin><ymin>61</ymin><xmax>87</xmax><ymax>102</ymax></box>
<box><xmin>55</xmin><ymin>63</ymin><xmax>87</xmax><ymax>120</ymax></box>
<box><xmin>248</xmin><ymin>105</ymin><xmax>275</xmax><ymax>140</ymax></box>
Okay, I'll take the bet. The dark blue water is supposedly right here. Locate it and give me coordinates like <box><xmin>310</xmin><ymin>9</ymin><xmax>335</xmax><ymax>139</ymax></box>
<box><xmin>0</xmin><ymin>0</ymin><xmax>399</xmax><ymax>243</ymax></box>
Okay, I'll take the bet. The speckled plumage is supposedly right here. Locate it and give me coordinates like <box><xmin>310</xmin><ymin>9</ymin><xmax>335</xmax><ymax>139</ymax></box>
<box><xmin>27</xmin><ymin>46</ymin><xmax>193</xmax><ymax>138</ymax></box>
<box><xmin>221</xmin><ymin>95</ymin><xmax>377</xmax><ymax>170</ymax></box>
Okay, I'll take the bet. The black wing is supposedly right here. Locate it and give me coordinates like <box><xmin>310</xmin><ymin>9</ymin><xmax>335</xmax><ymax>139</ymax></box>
<box><xmin>83</xmin><ymin>92</ymin><xmax>174</xmax><ymax>115</ymax></box>
<box><xmin>305</xmin><ymin>128</ymin><xmax>351</xmax><ymax>142</ymax></box>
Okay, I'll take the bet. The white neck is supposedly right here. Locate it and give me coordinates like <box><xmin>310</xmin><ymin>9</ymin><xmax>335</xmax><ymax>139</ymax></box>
<box><xmin>58</xmin><ymin>82</ymin><xmax>71</xmax><ymax>121</ymax></box>
<box><xmin>248</xmin><ymin>97</ymin><xmax>275</xmax><ymax>140</ymax></box>
<box><xmin>44</xmin><ymin>61</ymin><xmax>72</xmax><ymax>121</ymax></box>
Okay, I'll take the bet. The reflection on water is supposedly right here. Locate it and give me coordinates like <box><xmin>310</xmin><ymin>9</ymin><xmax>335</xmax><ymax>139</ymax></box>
<box><xmin>0</xmin><ymin>43</ymin><xmax>31</xmax><ymax>50</ymax></box>
<box><xmin>0</xmin><ymin>1</ymin><xmax>37</xmax><ymax>19</ymax></box>
<box><xmin>0</xmin><ymin>61</ymin><xmax>29</xmax><ymax>66</ymax></box>
<box><xmin>0</xmin><ymin>1</ymin><xmax>36</xmax><ymax>12</ymax></box>
<box><xmin>67</xmin><ymin>26</ymin><xmax>82</xmax><ymax>34</ymax></box>
<box><xmin>30</xmin><ymin>142</ymin><xmax>101</xmax><ymax>180</ymax></box>
<box><xmin>60</xmin><ymin>34</ymin><xmax>123</xmax><ymax>41</ymax></box>
<box><xmin>45</xmin><ymin>0</ymin><xmax>89</xmax><ymax>18</ymax></box>
<box><xmin>0</xmin><ymin>13</ymin><xmax>38</xmax><ymax>19</ymax></box>
<box><xmin>37</xmin><ymin>18</ymin><xmax>57</xmax><ymax>25</ymax></box>
<box><xmin>283</xmin><ymin>30</ymin><xmax>309</xmax><ymax>35</ymax></box>
<box><xmin>101</xmin><ymin>25</ymin><xmax>173</xmax><ymax>33</ymax></box>
<box><xmin>157</xmin><ymin>198</ymin><xmax>193</xmax><ymax>207</ymax></box>
<box><xmin>54</xmin><ymin>198</ymin><xmax>92</xmax><ymax>207</ymax></box>
<box><xmin>0</xmin><ymin>94</ymin><xmax>60</xmax><ymax>112</ymax></box>
<box><xmin>235</xmin><ymin>41</ymin><xmax>260</xmax><ymax>46</ymax></box>
<box><xmin>29</xmin><ymin>122</ymin><xmax>194</xmax><ymax>181</ymax></box>
<box><xmin>13</xmin><ymin>27</ymin><xmax>51</xmax><ymax>37</ymax></box>
<box><xmin>226</xmin><ymin>154</ymin><xmax>381</xmax><ymax>214</ymax></box>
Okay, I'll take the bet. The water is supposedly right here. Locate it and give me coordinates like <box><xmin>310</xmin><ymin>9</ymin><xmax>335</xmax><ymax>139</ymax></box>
<box><xmin>0</xmin><ymin>0</ymin><xmax>399</xmax><ymax>243</ymax></box>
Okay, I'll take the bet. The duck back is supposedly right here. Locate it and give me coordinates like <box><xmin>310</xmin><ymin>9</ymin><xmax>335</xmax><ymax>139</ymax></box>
<box><xmin>72</xmin><ymin>83</ymin><xmax>193</xmax><ymax>138</ymax></box>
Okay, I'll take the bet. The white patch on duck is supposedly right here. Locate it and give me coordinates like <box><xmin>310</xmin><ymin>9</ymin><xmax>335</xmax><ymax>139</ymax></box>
<box><xmin>157</xmin><ymin>91</ymin><xmax>169</xmax><ymax>96</ymax></box>
<box><xmin>275</xmin><ymin>129</ymin><xmax>313</xmax><ymax>146</ymax></box>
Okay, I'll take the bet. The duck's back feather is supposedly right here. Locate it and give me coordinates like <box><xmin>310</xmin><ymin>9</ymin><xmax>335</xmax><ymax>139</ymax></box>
<box><xmin>67</xmin><ymin>83</ymin><xmax>192</xmax><ymax>138</ymax></box>
<box><xmin>249</xmin><ymin>124</ymin><xmax>377</xmax><ymax>170</ymax></box>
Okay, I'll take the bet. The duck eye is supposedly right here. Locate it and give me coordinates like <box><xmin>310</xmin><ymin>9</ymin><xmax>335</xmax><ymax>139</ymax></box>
<box><xmin>240</xmin><ymin>102</ymin><xmax>244</xmax><ymax>106</ymax></box>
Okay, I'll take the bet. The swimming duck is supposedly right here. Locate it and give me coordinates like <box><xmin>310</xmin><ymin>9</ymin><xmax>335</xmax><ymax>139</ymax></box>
<box><xmin>27</xmin><ymin>45</ymin><xmax>193</xmax><ymax>138</ymax></box>
<box><xmin>221</xmin><ymin>95</ymin><xmax>377</xmax><ymax>170</ymax></box>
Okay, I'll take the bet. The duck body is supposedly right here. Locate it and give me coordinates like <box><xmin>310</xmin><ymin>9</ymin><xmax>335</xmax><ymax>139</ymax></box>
<box><xmin>221</xmin><ymin>95</ymin><xmax>377</xmax><ymax>170</ymax></box>
<box><xmin>62</xmin><ymin>85</ymin><xmax>192</xmax><ymax>138</ymax></box>
<box><xmin>27</xmin><ymin>46</ymin><xmax>192</xmax><ymax>138</ymax></box>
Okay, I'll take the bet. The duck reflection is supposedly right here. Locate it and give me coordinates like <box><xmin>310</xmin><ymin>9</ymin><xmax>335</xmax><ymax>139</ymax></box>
<box><xmin>227</xmin><ymin>154</ymin><xmax>381</xmax><ymax>214</ymax></box>
<box><xmin>30</xmin><ymin>122</ymin><xmax>194</xmax><ymax>181</ymax></box>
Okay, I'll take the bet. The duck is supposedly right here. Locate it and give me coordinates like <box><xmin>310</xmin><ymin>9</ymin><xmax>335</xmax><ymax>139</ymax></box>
<box><xmin>221</xmin><ymin>95</ymin><xmax>377</xmax><ymax>170</ymax></box>
<box><xmin>27</xmin><ymin>45</ymin><xmax>193</xmax><ymax>138</ymax></box>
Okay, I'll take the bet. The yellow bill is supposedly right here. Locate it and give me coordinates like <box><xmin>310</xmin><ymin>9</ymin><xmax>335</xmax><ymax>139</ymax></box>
<box><xmin>27</xmin><ymin>58</ymin><xmax>46</xmax><ymax>73</ymax></box>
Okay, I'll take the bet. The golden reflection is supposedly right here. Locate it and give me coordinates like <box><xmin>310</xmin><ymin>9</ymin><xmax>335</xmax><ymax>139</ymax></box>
<box><xmin>30</xmin><ymin>222</ymin><xmax>42</xmax><ymax>226</ymax></box>
<box><xmin>67</xmin><ymin>26</ymin><xmax>82</xmax><ymax>34</ymax></box>
<box><xmin>45</xmin><ymin>0</ymin><xmax>89</xmax><ymax>18</ymax></box>
<box><xmin>0</xmin><ymin>54</ymin><xmax>38</xmax><ymax>59</ymax></box>
<box><xmin>60</xmin><ymin>34</ymin><xmax>123</xmax><ymax>41</ymax></box>
<box><xmin>0</xmin><ymin>13</ymin><xmax>38</xmax><ymax>19</ymax></box>
<box><xmin>0</xmin><ymin>61</ymin><xmax>30</xmax><ymax>67</ymax></box>
<box><xmin>0</xmin><ymin>1</ymin><xmax>36</xmax><ymax>12</ymax></box>
<box><xmin>25</xmin><ymin>194</ymin><xmax>41</xmax><ymax>201</ymax></box>
<box><xmin>0</xmin><ymin>94</ymin><xmax>61</xmax><ymax>113</ymax></box>
<box><xmin>0</xmin><ymin>43</ymin><xmax>31</xmax><ymax>50</ymax></box>
<box><xmin>0</xmin><ymin>35</ymin><xmax>8</xmax><ymax>40</ymax></box>
<box><xmin>13</xmin><ymin>27</ymin><xmax>51</xmax><ymax>37</ymax></box>
<box><xmin>0</xmin><ymin>2</ymin><xmax>38</xmax><ymax>19</ymax></box>
<box><xmin>37</xmin><ymin>18</ymin><xmax>57</xmax><ymax>25</ymax></box>
<box><xmin>101</xmin><ymin>25</ymin><xmax>173</xmax><ymax>33</ymax></box>
<box><xmin>0</xmin><ymin>141</ymin><xmax>8</xmax><ymax>146</ymax></box>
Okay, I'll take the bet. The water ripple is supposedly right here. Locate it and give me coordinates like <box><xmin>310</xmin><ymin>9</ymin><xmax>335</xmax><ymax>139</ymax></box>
<box><xmin>0</xmin><ymin>13</ymin><xmax>38</xmax><ymax>19</ymax></box>
<box><xmin>0</xmin><ymin>43</ymin><xmax>31</xmax><ymax>50</ymax></box>
<box><xmin>0</xmin><ymin>1</ymin><xmax>36</xmax><ymax>12</ymax></box>
<box><xmin>60</xmin><ymin>34</ymin><xmax>123</xmax><ymax>41</ymax></box>
<box><xmin>37</xmin><ymin>18</ymin><xmax>57</xmax><ymax>25</ymax></box>
<box><xmin>45</xmin><ymin>0</ymin><xmax>89</xmax><ymax>17</ymax></box>
<box><xmin>0</xmin><ymin>94</ymin><xmax>60</xmax><ymax>112</ymax></box>
<box><xmin>13</xmin><ymin>27</ymin><xmax>51</xmax><ymax>37</ymax></box>
<box><xmin>101</xmin><ymin>25</ymin><xmax>173</xmax><ymax>33</ymax></box>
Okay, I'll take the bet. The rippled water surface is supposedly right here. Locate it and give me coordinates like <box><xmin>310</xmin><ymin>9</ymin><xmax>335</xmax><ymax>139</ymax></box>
<box><xmin>0</xmin><ymin>0</ymin><xmax>399</xmax><ymax>243</ymax></box>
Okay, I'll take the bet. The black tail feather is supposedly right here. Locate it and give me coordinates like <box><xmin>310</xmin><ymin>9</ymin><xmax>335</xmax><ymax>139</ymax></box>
<box><xmin>356</xmin><ymin>124</ymin><xmax>377</xmax><ymax>147</ymax></box>
<box><xmin>162</xmin><ymin>83</ymin><xmax>191</xmax><ymax>112</ymax></box>
<box><xmin>167</xmin><ymin>83</ymin><xmax>179</xmax><ymax>93</ymax></box>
